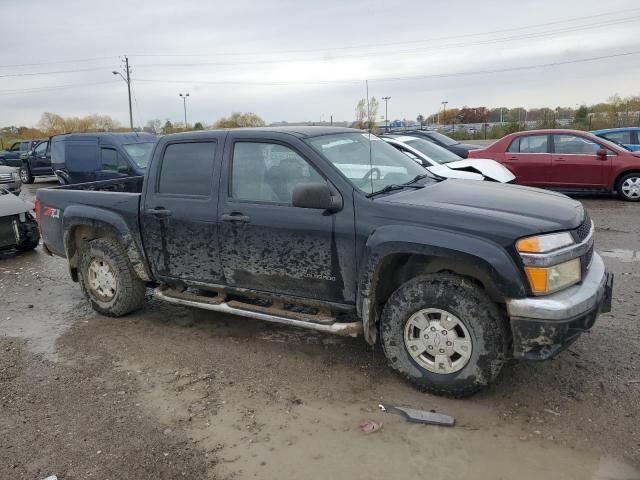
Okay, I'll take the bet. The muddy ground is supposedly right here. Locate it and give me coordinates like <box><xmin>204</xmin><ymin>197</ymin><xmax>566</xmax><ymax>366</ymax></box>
<box><xmin>1</xmin><ymin>180</ymin><xmax>639</xmax><ymax>480</ymax></box>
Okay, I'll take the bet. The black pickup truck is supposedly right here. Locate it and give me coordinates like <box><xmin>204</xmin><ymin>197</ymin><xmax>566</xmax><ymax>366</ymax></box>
<box><xmin>36</xmin><ymin>127</ymin><xmax>613</xmax><ymax>397</ymax></box>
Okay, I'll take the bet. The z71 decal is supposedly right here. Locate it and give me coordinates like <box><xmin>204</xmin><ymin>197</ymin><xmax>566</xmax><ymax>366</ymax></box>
<box><xmin>43</xmin><ymin>207</ymin><xmax>60</xmax><ymax>219</ymax></box>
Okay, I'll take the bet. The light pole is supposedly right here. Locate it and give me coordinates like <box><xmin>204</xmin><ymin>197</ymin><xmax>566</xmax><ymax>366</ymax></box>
<box><xmin>112</xmin><ymin>56</ymin><xmax>133</xmax><ymax>130</ymax></box>
<box><xmin>179</xmin><ymin>93</ymin><xmax>190</xmax><ymax>128</ymax></box>
<box><xmin>382</xmin><ymin>96</ymin><xmax>391</xmax><ymax>131</ymax></box>
<box><xmin>441</xmin><ymin>101</ymin><xmax>449</xmax><ymax>127</ymax></box>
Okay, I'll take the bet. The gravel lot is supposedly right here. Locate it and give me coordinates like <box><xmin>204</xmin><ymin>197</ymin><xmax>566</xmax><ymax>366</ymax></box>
<box><xmin>1</xmin><ymin>180</ymin><xmax>639</xmax><ymax>480</ymax></box>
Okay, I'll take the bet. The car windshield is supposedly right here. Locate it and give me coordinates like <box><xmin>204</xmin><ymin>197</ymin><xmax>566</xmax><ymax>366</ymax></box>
<box><xmin>426</xmin><ymin>131</ymin><xmax>459</xmax><ymax>146</ymax></box>
<box><xmin>122</xmin><ymin>142</ymin><xmax>155</xmax><ymax>168</ymax></box>
<box><xmin>306</xmin><ymin>133</ymin><xmax>430</xmax><ymax>195</ymax></box>
<box><xmin>595</xmin><ymin>135</ymin><xmax>631</xmax><ymax>151</ymax></box>
<box><xmin>404</xmin><ymin>137</ymin><xmax>462</xmax><ymax>164</ymax></box>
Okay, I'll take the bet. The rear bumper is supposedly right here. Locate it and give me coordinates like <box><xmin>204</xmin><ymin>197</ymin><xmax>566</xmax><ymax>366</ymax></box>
<box><xmin>505</xmin><ymin>253</ymin><xmax>613</xmax><ymax>360</ymax></box>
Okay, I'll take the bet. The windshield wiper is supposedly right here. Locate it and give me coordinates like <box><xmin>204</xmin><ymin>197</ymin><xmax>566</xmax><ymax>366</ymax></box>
<box><xmin>403</xmin><ymin>173</ymin><xmax>432</xmax><ymax>185</ymax></box>
<box><xmin>366</xmin><ymin>183</ymin><xmax>424</xmax><ymax>198</ymax></box>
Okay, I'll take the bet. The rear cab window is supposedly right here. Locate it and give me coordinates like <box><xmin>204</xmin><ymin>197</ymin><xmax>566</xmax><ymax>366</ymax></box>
<box><xmin>158</xmin><ymin>142</ymin><xmax>217</xmax><ymax>196</ymax></box>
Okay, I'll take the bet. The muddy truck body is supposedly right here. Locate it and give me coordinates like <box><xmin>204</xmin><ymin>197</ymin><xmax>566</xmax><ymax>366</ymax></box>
<box><xmin>36</xmin><ymin>127</ymin><xmax>613</xmax><ymax>397</ymax></box>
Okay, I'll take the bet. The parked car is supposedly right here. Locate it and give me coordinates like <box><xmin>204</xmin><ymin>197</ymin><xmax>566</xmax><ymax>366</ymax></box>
<box><xmin>51</xmin><ymin>132</ymin><xmax>157</xmax><ymax>184</ymax></box>
<box><xmin>382</xmin><ymin>134</ymin><xmax>515</xmax><ymax>183</ymax></box>
<box><xmin>19</xmin><ymin>139</ymin><xmax>54</xmax><ymax>183</ymax></box>
<box><xmin>591</xmin><ymin>127</ymin><xmax>640</xmax><ymax>151</ymax></box>
<box><xmin>395</xmin><ymin>130</ymin><xmax>481</xmax><ymax>158</ymax></box>
<box><xmin>0</xmin><ymin>140</ymin><xmax>43</xmax><ymax>167</ymax></box>
<box><xmin>468</xmin><ymin>129</ymin><xmax>640</xmax><ymax>201</ymax></box>
<box><xmin>0</xmin><ymin>165</ymin><xmax>22</xmax><ymax>194</ymax></box>
<box><xmin>0</xmin><ymin>186</ymin><xmax>39</xmax><ymax>252</ymax></box>
<box><xmin>37</xmin><ymin>127</ymin><xmax>612</xmax><ymax>397</ymax></box>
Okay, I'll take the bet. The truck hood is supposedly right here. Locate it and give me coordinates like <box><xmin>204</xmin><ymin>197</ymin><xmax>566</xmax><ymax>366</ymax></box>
<box><xmin>0</xmin><ymin>189</ymin><xmax>33</xmax><ymax>216</ymax></box>
<box><xmin>429</xmin><ymin>159</ymin><xmax>515</xmax><ymax>183</ymax></box>
<box><xmin>381</xmin><ymin>179</ymin><xmax>584</xmax><ymax>236</ymax></box>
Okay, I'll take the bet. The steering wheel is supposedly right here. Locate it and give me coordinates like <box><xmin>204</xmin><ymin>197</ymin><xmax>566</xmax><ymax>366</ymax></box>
<box><xmin>362</xmin><ymin>168</ymin><xmax>381</xmax><ymax>182</ymax></box>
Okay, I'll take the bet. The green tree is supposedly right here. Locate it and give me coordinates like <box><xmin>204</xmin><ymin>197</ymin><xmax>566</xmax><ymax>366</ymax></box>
<box><xmin>193</xmin><ymin>122</ymin><xmax>204</xmax><ymax>130</ymax></box>
<box><xmin>214</xmin><ymin>112</ymin><xmax>266</xmax><ymax>128</ymax></box>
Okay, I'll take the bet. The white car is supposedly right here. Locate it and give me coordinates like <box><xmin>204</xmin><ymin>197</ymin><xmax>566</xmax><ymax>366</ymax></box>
<box><xmin>382</xmin><ymin>135</ymin><xmax>515</xmax><ymax>183</ymax></box>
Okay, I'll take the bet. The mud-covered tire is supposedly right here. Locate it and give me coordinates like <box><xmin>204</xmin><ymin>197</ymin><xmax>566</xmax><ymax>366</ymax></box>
<box><xmin>380</xmin><ymin>274</ymin><xmax>508</xmax><ymax>398</ymax></box>
<box><xmin>78</xmin><ymin>237</ymin><xmax>146</xmax><ymax>317</ymax></box>
<box><xmin>19</xmin><ymin>164</ymin><xmax>34</xmax><ymax>184</ymax></box>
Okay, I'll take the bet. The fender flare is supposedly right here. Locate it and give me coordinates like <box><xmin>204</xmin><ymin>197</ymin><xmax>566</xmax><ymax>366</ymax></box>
<box><xmin>62</xmin><ymin>205</ymin><xmax>151</xmax><ymax>282</ymax></box>
<box><xmin>357</xmin><ymin>225</ymin><xmax>526</xmax><ymax>344</ymax></box>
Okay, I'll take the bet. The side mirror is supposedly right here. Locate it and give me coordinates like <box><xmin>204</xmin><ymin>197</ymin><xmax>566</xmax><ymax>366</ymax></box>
<box><xmin>596</xmin><ymin>148</ymin><xmax>607</xmax><ymax>160</ymax></box>
<box><xmin>292</xmin><ymin>182</ymin><xmax>342</xmax><ymax>212</ymax></box>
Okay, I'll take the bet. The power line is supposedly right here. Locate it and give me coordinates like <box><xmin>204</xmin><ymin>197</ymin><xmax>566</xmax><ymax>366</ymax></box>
<box><xmin>0</xmin><ymin>80</ymin><xmax>121</xmax><ymax>96</ymax></box>
<box><xmin>132</xmin><ymin>50</ymin><xmax>640</xmax><ymax>87</ymax></box>
<box><xmin>0</xmin><ymin>56</ymin><xmax>119</xmax><ymax>69</ymax></box>
<box><xmin>0</xmin><ymin>65</ymin><xmax>118</xmax><ymax>78</ymax></box>
<box><xmin>127</xmin><ymin>7</ymin><xmax>640</xmax><ymax>58</ymax></box>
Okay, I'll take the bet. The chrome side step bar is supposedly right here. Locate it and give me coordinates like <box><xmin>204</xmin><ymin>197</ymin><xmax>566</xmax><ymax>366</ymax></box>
<box><xmin>154</xmin><ymin>288</ymin><xmax>363</xmax><ymax>337</ymax></box>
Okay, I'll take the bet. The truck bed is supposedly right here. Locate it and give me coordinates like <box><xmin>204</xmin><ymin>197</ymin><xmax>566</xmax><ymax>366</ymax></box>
<box><xmin>37</xmin><ymin>176</ymin><xmax>144</xmax><ymax>258</ymax></box>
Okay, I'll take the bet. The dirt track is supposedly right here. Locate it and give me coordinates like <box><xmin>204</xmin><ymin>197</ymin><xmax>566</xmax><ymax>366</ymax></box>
<box><xmin>1</xmin><ymin>180</ymin><xmax>639</xmax><ymax>480</ymax></box>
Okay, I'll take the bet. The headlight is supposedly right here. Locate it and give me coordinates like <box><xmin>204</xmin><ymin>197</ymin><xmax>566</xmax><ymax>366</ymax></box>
<box><xmin>525</xmin><ymin>258</ymin><xmax>581</xmax><ymax>295</ymax></box>
<box><xmin>12</xmin><ymin>171</ymin><xmax>20</xmax><ymax>180</ymax></box>
<box><xmin>516</xmin><ymin>232</ymin><xmax>574</xmax><ymax>253</ymax></box>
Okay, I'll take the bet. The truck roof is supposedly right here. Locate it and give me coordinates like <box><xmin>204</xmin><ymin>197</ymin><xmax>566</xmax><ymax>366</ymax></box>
<box><xmin>163</xmin><ymin>126</ymin><xmax>362</xmax><ymax>140</ymax></box>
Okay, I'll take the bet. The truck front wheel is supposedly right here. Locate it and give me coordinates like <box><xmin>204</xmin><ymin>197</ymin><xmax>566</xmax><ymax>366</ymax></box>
<box><xmin>19</xmin><ymin>164</ymin><xmax>34</xmax><ymax>184</ymax></box>
<box><xmin>380</xmin><ymin>274</ymin><xmax>508</xmax><ymax>397</ymax></box>
<box><xmin>78</xmin><ymin>238</ymin><xmax>146</xmax><ymax>317</ymax></box>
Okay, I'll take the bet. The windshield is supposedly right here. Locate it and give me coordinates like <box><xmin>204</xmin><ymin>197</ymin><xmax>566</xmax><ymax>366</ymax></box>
<box><xmin>404</xmin><ymin>138</ymin><xmax>462</xmax><ymax>164</ymax></box>
<box><xmin>593</xmin><ymin>135</ymin><xmax>631</xmax><ymax>152</ymax></box>
<box><xmin>122</xmin><ymin>142</ymin><xmax>155</xmax><ymax>168</ymax></box>
<box><xmin>426</xmin><ymin>131</ymin><xmax>459</xmax><ymax>146</ymax></box>
<box><xmin>306</xmin><ymin>133</ymin><xmax>430</xmax><ymax>194</ymax></box>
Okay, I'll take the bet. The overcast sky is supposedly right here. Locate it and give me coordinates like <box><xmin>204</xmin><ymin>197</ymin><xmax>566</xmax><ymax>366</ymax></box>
<box><xmin>1</xmin><ymin>0</ymin><xmax>639</xmax><ymax>128</ymax></box>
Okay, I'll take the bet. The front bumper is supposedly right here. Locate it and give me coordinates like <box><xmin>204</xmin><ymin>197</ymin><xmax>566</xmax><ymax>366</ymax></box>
<box><xmin>505</xmin><ymin>253</ymin><xmax>613</xmax><ymax>360</ymax></box>
<box><xmin>1</xmin><ymin>179</ymin><xmax>22</xmax><ymax>195</ymax></box>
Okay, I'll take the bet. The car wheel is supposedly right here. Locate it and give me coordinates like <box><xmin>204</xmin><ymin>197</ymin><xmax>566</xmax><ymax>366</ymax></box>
<box><xmin>78</xmin><ymin>238</ymin><xmax>146</xmax><ymax>317</ymax></box>
<box><xmin>19</xmin><ymin>164</ymin><xmax>34</xmax><ymax>184</ymax></box>
<box><xmin>380</xmin><ymin>273</ymin><xmax>508</xmax><ymax>397</ymax></box>
<box><xmin>617</xmin><ymin>172</ymin><xmax>640</xmax><ymax>201</ymax></box>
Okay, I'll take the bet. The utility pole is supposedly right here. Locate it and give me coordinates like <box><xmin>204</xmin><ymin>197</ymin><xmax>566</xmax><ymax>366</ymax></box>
<box><xmin>382</xmin><ymin>96</ymin><xmax>391</xmax><ymax>132</ymax></box>
<box><xmin>330</xmin><ymin>115</ymin><xmax>333</xmax><ymax>127</ymax></box>
<box><xmin>112</xmin><ymin>56</ymin><xmax>133</xmax><ymax>130</ymax></box>
<box><xmin>179</xmin><ymin>93</ymin><xmax>189</xmax><ymax>128</ymax></box>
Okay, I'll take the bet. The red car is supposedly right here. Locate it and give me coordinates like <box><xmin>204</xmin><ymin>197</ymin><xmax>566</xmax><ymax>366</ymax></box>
<box><xmin>468</xmin><ymin>129</ymin><xmax>640</xmax><ymax>201</ymax></box>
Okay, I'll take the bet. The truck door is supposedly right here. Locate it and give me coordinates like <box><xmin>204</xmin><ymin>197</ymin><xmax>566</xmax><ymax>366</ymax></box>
<box><xmin>31</xmin><ymin>141</ymin><xmax>50</xmax><ymax>175</ymax></box>
<box><xmin>217</xmin><ymin>135</ymin><xmax>356</xmax><ymax>304</ymax></box>
<box><xmin>141</xmin><ymin>138</ymin><xmax>224</xmax><ymax>283</ymax></box>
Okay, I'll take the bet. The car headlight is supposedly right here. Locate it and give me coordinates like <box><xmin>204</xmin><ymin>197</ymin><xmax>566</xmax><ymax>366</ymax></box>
<box><xmin>524</xmin><ymin>259</ymin><xmax>581</xmax><ymax>295</ymax></box>
<box><xmin>12</xmin><ymin>171</ymin><xmax>20</xmax><ymax>180</ymax></box>
<box><xmin>516</xmin><ymin>232</ymin><xmax>574</xmax><ymax>253</ymax></box>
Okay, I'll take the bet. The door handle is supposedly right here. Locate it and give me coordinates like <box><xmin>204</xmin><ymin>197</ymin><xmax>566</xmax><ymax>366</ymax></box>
<box><xmin>146</xmin><ymin>207</ymin><xmax>172</xmax><ymax>217</ymax></box>
<box><xmin>506</xmin><ymin>156</ymin><xmax>518</xmax><ymax>161</ymax></box>
<box><xmin>221</xmin><ymin>213</ymin><xmax>251</xmax><ymax>223</ymax></box>
<box><xmin>554</xmin><ymin>157</ymin><xmax>566</xmax><ymax>162</ymax></box>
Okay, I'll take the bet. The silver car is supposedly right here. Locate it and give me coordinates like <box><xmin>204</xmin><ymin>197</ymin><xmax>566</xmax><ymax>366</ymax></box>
<box><xmin>0</xmin><ymin>165</ymin><xmax>22</xmax><ymax>195</ymax></box>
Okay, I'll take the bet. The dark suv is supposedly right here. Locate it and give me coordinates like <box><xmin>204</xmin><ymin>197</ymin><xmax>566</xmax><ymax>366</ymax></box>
<box><xmin>0</xmin><ymin>140</ymin><xmax>42</xmax><ymax>167</ymax></box>
<box><xmin>19</xmin><ymin>139</ymin><xmax>53</xmax><ymax>183</ymax></box>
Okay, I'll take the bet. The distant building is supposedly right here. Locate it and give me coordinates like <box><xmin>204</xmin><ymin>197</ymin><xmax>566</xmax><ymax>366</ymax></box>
<box><xmin>268</xmin><ymin>121</ymin><xmax>349</xmax><ymax>127</ymax></box>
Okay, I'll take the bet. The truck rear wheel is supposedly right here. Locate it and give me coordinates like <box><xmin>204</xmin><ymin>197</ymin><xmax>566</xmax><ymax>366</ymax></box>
<box><xmin>380</xmin><ymin>274</ymin><xmax>508</xmax><ymax>397</ymax></box>
<box><xmin>78</xmin><ymin>238</ymin><xmax>146</xmax><ymax>317</ymax></box>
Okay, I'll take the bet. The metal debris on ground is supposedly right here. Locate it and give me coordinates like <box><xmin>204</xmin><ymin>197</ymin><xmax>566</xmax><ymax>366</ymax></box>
<box><xmin>359</xmin><ymin>419</ymin><xmax>383</xmax><ymax>434</ymax></box>
<box><xmin>379</xmin><ymin>404</ymin><xmax>455</xmax><ymax>427</ymax></box>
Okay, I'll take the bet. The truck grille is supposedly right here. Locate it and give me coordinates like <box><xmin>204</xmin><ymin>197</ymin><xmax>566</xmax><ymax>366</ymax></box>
<box><xmin>0</xmin><ymin>173</ymin><xmax>13</xmax><ymax>183</ymax></box>
<box><xmin>573</xmin><ymin>211</ymin><xmax>591</xmax><ymax>243</ymax></box>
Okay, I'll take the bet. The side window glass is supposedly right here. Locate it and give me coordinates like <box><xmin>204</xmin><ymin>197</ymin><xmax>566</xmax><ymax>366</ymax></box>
<box><xmin>507</xmin><ymin>138</ymin><xmax>520</xmax><ymax>153</ymax></box>
<box><xmin>158</xmin><ymin>142</ymin><xmax>216</xmax><ymax>196</ymax></box>
<box><xmin>34</xmin><ymin>142</ymin><xmax>48</xmax><ymax>155</ymax></box>
<box><xmin>10</xmin><ymin>143</ymin><xmax>20</xmax><ymax>151</ymax></box>
<box><xmin>603</xmin><ymin>131</ymin><xmax>631</xmax><ymax>144</ymax></box>
<box><xmin>21</xmin><ymin>142</ymin><xmax>30</xmax><ymax>150</ymax></box>
<box><xmin>520</xmin><ymin>136</ymin><xmax>548</xmax><ymax>153</ymax></box>
<box><xmin>554</xmin><ymin>135</ymin><xmax>598</xmax><ymax>155</ymax></box>
<box><xmin>100</xmin><ymin>148</ymin><xmax>121</xmax><ymax>171</ymax></box>
<box><xmin>231</xmin><ymin>142</ymin><xmax>324</xmax><ymax>204</ymax></box>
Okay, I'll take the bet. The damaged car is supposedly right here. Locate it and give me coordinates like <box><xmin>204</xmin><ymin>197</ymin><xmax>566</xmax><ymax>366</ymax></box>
<box><xmin>0</xmin><ymin>186</ymin><xmax>39</xmax><ymax>252</ymax></box>
<box><xmin>382</xmin><ymin>134</ymin><xmax>515</xmax><ymax>183</ymax></box>
<box><xmin>36</xmin><ymin>127</ymin><xmax>612</xmax><ymax>397</ymax></box>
